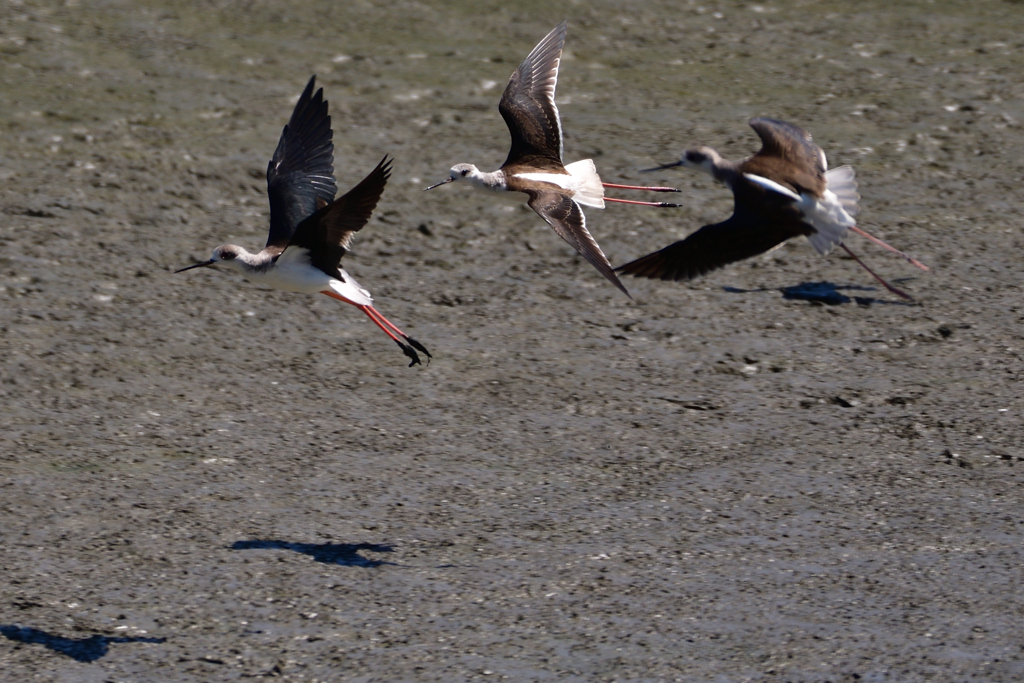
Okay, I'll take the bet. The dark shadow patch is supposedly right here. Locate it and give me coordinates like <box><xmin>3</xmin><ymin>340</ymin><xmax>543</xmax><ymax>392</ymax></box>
<box><xmin>725</xmin><ymin>281</ymin><xmax>915</xmax><ymax>305</ymax></box>
<box><xmin>0</xmin><ymin>625</ymin><xmax>165</xmax><ymax>663</ymax></box>
<box><xmin>721</xmin><ymin>286</ymin><xmax>774</xmax><ymax>294</ymax></box>
<box><xmin>781</xmin><ymin>280</ymin><xmax>920</xmax><ymax>306</ymax></box>
<box><xmin>782</xmin><ymin>281</ymin><xmax>856</xmax><ymax>305</ymax></box>
<box><xmin>231</xmin><ymin>540</ymin><xmax>396</xmax><ymax>567</ymax></box>
<box><xmin>659</xmin><ymin>397</ymin><xmax>719</xmax><ymax>411</ymax></box>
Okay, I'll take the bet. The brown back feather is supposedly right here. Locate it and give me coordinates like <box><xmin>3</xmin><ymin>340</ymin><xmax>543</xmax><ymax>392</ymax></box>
<box><xmin>744</xmin><ymin>117</ymin><xmax>826</xmax><ymax>197</ymax></box>
<box><xmin>498</xmin><ymin>22</ymin><xmax>567</xmax><ymax>169</ymax></box>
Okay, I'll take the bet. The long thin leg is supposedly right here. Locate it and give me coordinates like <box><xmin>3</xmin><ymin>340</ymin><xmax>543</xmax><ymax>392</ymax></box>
<box><xmin>363</xmin><ymin>305</ymin><xmax>432</xmax><ymax>361</ymax></box>
<box><xmin>321</xmin><ymin>291</ymin><xmax>430</xmax><ymax>366</ymax></box>
<box><xmin>604</xmin><ymin>197</ymin><xmax>682</xmax><ymax>208</ymax></box>
<box><xmin>602</xmin><ymin>182</ymin><xmax>681</xmax><ymax>193</ymax></box>
<box><xmin>363</xmin><ymin>305</ymin><xmax>410</xmax><ymax>339</ymax></box>
<box><xmin>840</xmin><ymin>243</ymin><xmax>914</xmax><ymax>301</ymax></box>
<box><xmin>849</xmin><ymin>225</ymin><xmax>929</xmax><ymax>271</ymax></box>
<box><xmin>359</xmin><ymin>306</ymin><xmax>426</xmax><ymax>366</ymax></box>
<box><xmin>359</xmin><ymin>307</ymin><xmax>405</xmax><ymax>344</ymax></box>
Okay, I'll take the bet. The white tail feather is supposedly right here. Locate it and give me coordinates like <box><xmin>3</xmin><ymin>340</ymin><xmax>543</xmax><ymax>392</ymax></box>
<box><xmin>801</xmin><ymin>166</ymin><xmax>860</xmax><ymax>255</ymax></box>
<box><xmin>825</xmin><ymin>165</ymin><xmax>859</xmax><ymax>216</ymax></box>
<box><xmin>564</xmin><ymin>159</ymin><xmax>605</xmax><ymax>209</ymax></box>
<box><xmin>803</xmin><ymin>189</ymin><xmax>857</xmax><ymax>255</ymax></box>
<box><xmin>805</xmin><ymin>209</ymin><xmax>849</xmax><ymax>255</ymax></box>
<box><xmin>328</xmin><ymin>270</ymin><xmax>374</xmax><ymax>306</ymax></box>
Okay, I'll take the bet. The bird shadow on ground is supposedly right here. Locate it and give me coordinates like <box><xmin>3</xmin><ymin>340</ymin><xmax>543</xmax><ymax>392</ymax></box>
<box><xmin>230</xmin><ymin>540</ymin><xmax>397</xmax><ymax>567</ymax></box>
<box><xmin>0</xmin><ymin>625</ymin><xmax>166</xmax><ymax>663</ymax></box>
<box><xmin>723</xmin><ymin>280</ymin><xmax>918</xmax><ymax>306</ymax></box>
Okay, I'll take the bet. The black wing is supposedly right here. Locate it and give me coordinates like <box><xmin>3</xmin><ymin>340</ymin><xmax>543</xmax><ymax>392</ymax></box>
<box><xmin>498</xmin><ymin>21</ymin><xmax>567</xmax><ymax>170</ymax></box>
<box><xmin>527</xmin><ymin>190</ymin><xmax>629</xmax><ymax>296</ymax></box>
<box><xmin>746</xmin><ymin>117</ymin><xmax>826</xmax><ymax>196</ymax></box>
<box><xmin>266</xmin><ymin>76</ymin><xmax>337</xmax><ymax>249</ymax></box>
<box><xmin>616</xmin><ymin>188</ymin><xmax>812</xmax><ymax>281</ymax></box>
<box><xmin>287</xmin><ymin>156</ymin><xmax>391</xmax><ymax>278</ymax></box>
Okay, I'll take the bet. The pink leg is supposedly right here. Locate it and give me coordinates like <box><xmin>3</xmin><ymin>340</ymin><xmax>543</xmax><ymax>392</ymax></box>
<box><xmin>602</xmin><ymin>182</ymin><xmax>680</xmax><ymax>193</ymax></box>
<box><xmin>849</xmin><ymin>225</ymin><xmax>929</xmax><ymax>272</ymax></box>
<box><xmin>840</xmin><ymin>243</ymin><xmax>914</xmax><ymax>301</ymax></box>
<box><xmin>322</xmin><ymin>291</ymin><xmax>404</xmax><ymax>342</ymax></box>
<box><xmin>363</xmin><ymin>305</ymin><xmax>408</xmax><ymax>340</ymax></box>
<box><xmin>604</xmin><ymin>197</ymin><xmax>681</xmax><ymax>208</ymax></box>
<box><xmin>321</xmin><ymin>291</ymin><xmax>431</xmax><ymax>365</ymax></box>
<box><xmin>362</xmin><ymin>305</ymin><xmax>432</xmax><ymax>361</ymax></box>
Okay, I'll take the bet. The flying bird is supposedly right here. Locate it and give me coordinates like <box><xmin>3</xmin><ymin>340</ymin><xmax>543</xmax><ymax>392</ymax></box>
<box><xmin>176</xmin><ymin>77</ymin><xmax>431</xmax><ymax>366</ymax></box>
<box><xmin>616</xmin><ymin>117</ymin><xmax>928</xmax><ymax>299</ymax></box>
<box><xmin>425</xmin><ymin>21</ymin><xmax>681</xmax><ymax>296</ymax></box>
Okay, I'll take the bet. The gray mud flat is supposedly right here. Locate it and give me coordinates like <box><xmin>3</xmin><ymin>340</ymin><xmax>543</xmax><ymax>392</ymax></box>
<box><xmin>2</xmin><ymin>1</ymin><xmax>1023</xmax><ymax>681</ymax></box>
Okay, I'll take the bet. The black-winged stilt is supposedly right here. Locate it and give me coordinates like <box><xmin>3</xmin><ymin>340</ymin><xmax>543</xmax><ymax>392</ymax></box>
<box><xmin>176</xmin><ymin>77</ymin><xmax>431</xmax><ymax>366</ymax></box>
<box><xmin>616</xmin><ymin>117</ymin><xmax>928</xmax><ymax>299</ymax></box>
<box><xmin>425</xmin><ymin>21</ymin><xmax>681</xmax><ymax>296</ymax></box>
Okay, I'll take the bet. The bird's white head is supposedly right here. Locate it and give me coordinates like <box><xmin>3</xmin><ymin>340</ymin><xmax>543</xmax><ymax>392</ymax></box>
<box><xmin>175</xmin><ymin>244</ymin><xmax>247</xmax><ymax>274</ymax></box>
<box><xmin>211</xmin><ymin>244</ymin><xmax>245</xmax><ymax>264</ymax></box>
<box><xmin>678</xmin><ymin>147</ymin><xmax>723</xmax><ymax>176</ymax></box>
<box><xmin>424</xmin><ymin>163</ymin><xmax>487</xmax><ymax>191</ymax></box>
<box><xmin>448</xmin><ymin>163</ymin><xmax>478</xmax><ymax>181</ymax></box>
<box><xmin>643</xmin><ymin>146</ymin><xmax>723</xmax><ymax>177</ymax></box>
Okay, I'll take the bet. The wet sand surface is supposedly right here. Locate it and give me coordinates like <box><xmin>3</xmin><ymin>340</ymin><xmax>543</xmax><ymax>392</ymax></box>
<box><xmin>2</xmin><ymin>1</ymin><xmax>1023</xmax><ymax>680</ymax></box>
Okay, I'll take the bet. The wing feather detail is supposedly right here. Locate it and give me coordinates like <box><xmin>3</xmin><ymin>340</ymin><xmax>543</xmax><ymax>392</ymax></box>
<box><xmin>527</xmin><ymin>190</ymin><xmax>628</xmax><ymax>296</ymax></box>
<box><xmin>288</xmin><ymin>156</ymin><xmax>391</xmax><ymax>278</ymax></box>
<box><xmin>266</xmin><ymin>76</ymin><xmax>337</xmax><ymax>248</ymax></box>
<box><xmin>498</xmin><ymin>22</ymin><xmax>567</xmax><ymax>169</ymax></box>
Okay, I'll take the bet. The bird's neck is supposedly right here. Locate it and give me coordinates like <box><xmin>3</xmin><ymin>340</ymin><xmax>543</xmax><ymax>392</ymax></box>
<box><xmin>224</xmin><ymin>247</ymin><xmax>271</xmax><ymax>272</ymax></box>
<box><xmin>468</xmin><ymin>168</ymin><xmax>507</xmax><ymax>191</ymax></box>
<box><xmin>708</xmin><ymin>159</ymin><xmax>740</xmax><ymax>187</ymax></box>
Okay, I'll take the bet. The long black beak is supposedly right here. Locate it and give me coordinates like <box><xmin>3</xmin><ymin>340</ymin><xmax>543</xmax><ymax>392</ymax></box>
<box><xmin>640</xmin><ymin>161</ymin><xmax>684</xmax><ymax>173</ymax></box>
<box><xmin>424</xmin><ymin>177</ymin><xmax>455</xmax><ymax>191</ymax></box>
<box><xmin>174</xmin><ymin>259</ymin><xmax>216</xmax><ymax>273</ymax></box>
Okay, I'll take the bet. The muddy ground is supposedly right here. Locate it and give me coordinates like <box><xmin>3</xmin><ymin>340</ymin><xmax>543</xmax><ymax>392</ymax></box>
<box><xmin>1</xmin><ymin>0</ymin><xmax>1023</xmax><ymax>680</ymax></box>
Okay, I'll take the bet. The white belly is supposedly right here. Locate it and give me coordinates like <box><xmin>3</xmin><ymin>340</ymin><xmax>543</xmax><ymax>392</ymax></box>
<box><xmin>243</xmin><ymin>260</ymin><xmax>333</xmax><ymax>294</ymax></box>
<box><xmin>225</xmin><ymin>247</ymin><xmax>374</xmax><ymax>305</ymax></box>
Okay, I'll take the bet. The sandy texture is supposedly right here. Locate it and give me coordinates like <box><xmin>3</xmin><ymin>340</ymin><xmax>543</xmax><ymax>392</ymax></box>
<box><xmin>2</xmin><ymin>0</ymin><xmax>1023</xmax><ymax>680</ymax></box>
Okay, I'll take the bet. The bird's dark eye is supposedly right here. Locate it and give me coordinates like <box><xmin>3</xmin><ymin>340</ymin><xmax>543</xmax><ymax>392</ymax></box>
<box><xmin>221</xmin><ymin>251</ymin><xmax>235</xmax><ymax>261</ymax></box>
<box><xmin>686</xmin><ymin>151</ymin><xmax>705</xmax><ymax>163</ymax></box>
<box><xmin>460</xmin><ymin>169</ymin><xmax>469</xmax><ymax>176</ymax></box>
